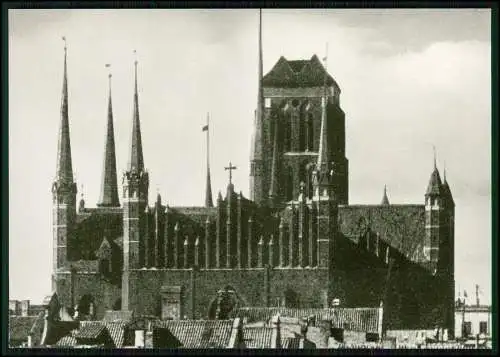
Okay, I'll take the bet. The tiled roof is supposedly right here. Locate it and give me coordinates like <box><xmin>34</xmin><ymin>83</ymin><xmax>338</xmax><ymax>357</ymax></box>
<box><xmin>242</xmin><ymin>326</ymin><xmax>274</xmax><ymax>348</ymax></box>
<box><xmin>75</xmin><ymin>321</ymin><xmax>106</xmax><ymax>339</ymax></box>
<box><xmin>152</xmin><ymin>320</ymin><xmax>233</xmax><ymax>348</ymax></box>
<box><xmin>282</xmin><ymin>337</ymin><xmax>301</xmax><ymax>349</ymax></box>
<box><xmin>55</xmin><ymin>331</ymin><xmax>78</xmax><ymax>347</ymax></box>
<box><xmin>338</xmin><ymin>205</ymin><xmax>425</xmax><ymax>261</ymax></box>
<box><xmin>262</xmin><ymin>55</ymin><xmax>338</xmax><ymax>89</ymax></box>
<box><xmin>233</xmin><ymin>307</ymin><xmax>381</xmax><ymax>333</ymax></box>
<box><xmin>103</xmin><ymin>321</ymin><xmax>129</xmax><ymax>348</ymax></box>
<box><xmin>9</xmin><ymin>316</ymin><xmax>38</xmax><ymax>343</ymax></box>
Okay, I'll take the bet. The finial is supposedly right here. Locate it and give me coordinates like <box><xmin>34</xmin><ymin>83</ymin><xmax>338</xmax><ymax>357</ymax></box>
<box><xmin>433</xmin><ymin>145</ymin><xmax>437</xmax><ymax>170</ymax></box>
<box><xmin>133</xmin><ymin>49</ymin><xmax>138</xmax><ymax>66</ymax></box>
<box><xmin>80</xmin><ymin>184</ymin><xmax>84</xmax><ymax>199</ymax></box>
<box><xmin>443</xmin><ymin>160</ymin><xmax>447</xmax><ymax>182</ymax></box>
<box><xmin>224</xmin><ymin>161</ymin><xmax>237</xmax><ymax>186</ymax></box>
<box><xmin>62</xmin><ymin>36</ymin><xmax>67</xmax><ymax>52</ymax></box>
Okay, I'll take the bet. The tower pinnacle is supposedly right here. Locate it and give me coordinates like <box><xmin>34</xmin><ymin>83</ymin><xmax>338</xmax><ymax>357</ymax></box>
<box><xmin>381</xmin><ymin>185</ymin><xmax>390</xmax><ymax>205</ymax></box>
<box><xmin>204</xmin><ymin>112</ymin><xmax>213</xmax><ymax>208</ymax></box>
<box><xmin>128</xmin><ymin>50</ymin><xmax>144</xmax><ymax>173</ymax></box>
<box><xmin>98</xmin><ymin>64</ymin><xmax>120</xmax><ymax>207</ymax></box>
<box><xmin>55</xmin><ymin>36</ymin><xmax>74</xmax><ymax>185</ymax></box>
<box><xmin>250</xmin><ymin>8</ymin><xmax>264</xmax><ymax>204</ymax></box>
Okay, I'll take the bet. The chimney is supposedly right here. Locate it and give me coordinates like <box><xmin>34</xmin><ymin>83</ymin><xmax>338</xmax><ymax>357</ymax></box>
<box><xmin>135</xmin><ymin>330</ymin><xmax>146</xmax><ymax>348</ymax></box>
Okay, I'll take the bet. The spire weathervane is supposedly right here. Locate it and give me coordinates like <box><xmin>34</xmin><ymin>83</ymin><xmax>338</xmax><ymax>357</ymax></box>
<box><xmin>203</xmin><ymin>112</ymin><xmax>213</xmax><ymax>207</ymax></box>
<box><xmin>433</xmin><ymin>145</ymin><xmax>437</xmax><ymax>170</ymax></box>
<box><xmin>62</xmin><ymin>36</ymin><xmax>67</xmax><ymax>51</ymax></box>
<box><xmin>225</xmin><ymin>161</ymin><xmax>237</xmax><ymax>185</ymax></box>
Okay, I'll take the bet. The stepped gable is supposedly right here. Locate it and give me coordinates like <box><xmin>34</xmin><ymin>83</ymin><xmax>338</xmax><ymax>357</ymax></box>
<box><xmin>338</xmin><ymin>205</ymin><xmax>426</xmax><ymax>261</ymax></box>
<box><xmin>151</xmin><ymin>320</ymin><xmax>233</xmax><ymax>348</ymax></box>
<box><xmin>262</xmin><ymin>55</ymin><xmax>338</xmax><ymax>89</ymax></box>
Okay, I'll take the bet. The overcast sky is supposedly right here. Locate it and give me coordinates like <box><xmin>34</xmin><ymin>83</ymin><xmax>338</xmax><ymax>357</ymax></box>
<box><xmin>9</xmin><ymin>9</ymin><xmax>491</xmax><ymax>305</ymax></box>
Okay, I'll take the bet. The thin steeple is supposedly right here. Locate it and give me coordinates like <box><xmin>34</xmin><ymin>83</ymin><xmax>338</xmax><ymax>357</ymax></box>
<box><xmin>250</xmin><ymin>8</ymin><xmax>264</xmax><ymax>204</ymax></box>
<box><xmin>316</xmin><ymin>43</ymin><xmax>330</xmax><ymax>171</ymax></box>
<box><xmin>56</xmin><ymin>36</ymin><xmax>74</xmax><ymax>185</ymax></box>
<box><xmin>204</xmin><ymin>112</ymin><xmax>213</xmax><ymax>208</ymax></box>
<box><xmin>98</xmin><ymin>64</ymin><xmax>120</xmax><ymax>207</ymax></box>
<box><xmin>381</xmin><ymin>185</ymin><xmax>390</xmax><ymax>205</ymax></box>
<box><xmin>128</xmin><ymin>50</ymin><xmax>144</xmax><ymax>173</ymax></box>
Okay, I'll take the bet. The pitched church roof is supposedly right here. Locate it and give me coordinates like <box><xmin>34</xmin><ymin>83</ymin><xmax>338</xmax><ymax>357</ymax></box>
<box><xmin>262</xmin><ymin>55</ymin><xmax>338</xmax><ymax>89</ymax></box>
<box><xmin>338</xmin><ymin>205</ymin><xmax>425</xmax><ymax>262</ymax></box>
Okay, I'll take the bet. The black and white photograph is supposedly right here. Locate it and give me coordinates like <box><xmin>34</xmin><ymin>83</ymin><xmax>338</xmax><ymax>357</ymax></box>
<box><xmin>7</xmin><ymin>6</ymin><xmax>493</xmax><ymax>350</ymax></box>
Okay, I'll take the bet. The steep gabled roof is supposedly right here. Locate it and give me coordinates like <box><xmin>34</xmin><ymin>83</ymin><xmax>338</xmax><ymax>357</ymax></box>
<box><xmin>262</xmin><ymin>55</ymin><xmax>338</xmax><ymax>89</ymax></box>
<box><xmin>152</xmin><ymin>320</ymin><xmax>233</xmax><ymax>348</ymax></box>
<box><xmin>338</xmin><ymin>205</ymin><xmax>426</xmax><ymax>262</ymax></box>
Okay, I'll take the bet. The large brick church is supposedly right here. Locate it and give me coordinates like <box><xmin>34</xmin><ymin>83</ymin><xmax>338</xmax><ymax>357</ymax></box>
<box><xmin>51</xmin><ymin>12</ymin><xmax>455</xmax><ymax>334</ymax></box>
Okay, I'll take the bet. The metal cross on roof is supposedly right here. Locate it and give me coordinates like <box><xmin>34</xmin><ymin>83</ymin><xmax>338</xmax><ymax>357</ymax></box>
<box><xmin>224</xmin><ymin>161</ymin><xmax>237</xmax><ymax>185</ymax></box>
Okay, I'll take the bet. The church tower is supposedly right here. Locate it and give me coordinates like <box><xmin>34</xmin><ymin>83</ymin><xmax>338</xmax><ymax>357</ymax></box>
<box><xmin>255</xmin><ymin>46</ymin><xmax>349</xmax><ymax>207</ymax></box>
<box><xmin>52</xmin><ymin>39</ymin><xmax>77</xmax><ymax>274</ymax></box>
<box><xmin>424</xmin><ymin>154</ymin><xmax>445</xmax><ymax>273</ymax></box>
<box><xmin>122</xmin><ymin>55</ymin><xmax>149</xmax><ymax>311</ymax></box>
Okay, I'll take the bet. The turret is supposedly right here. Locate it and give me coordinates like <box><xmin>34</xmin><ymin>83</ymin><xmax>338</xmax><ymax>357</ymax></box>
<box><xmin>97</xmin><ymin>64</ymin><xmax>120</xmax><ymax>207</ymax></box>
<box><xmin>122</xmin><ymin>53</ymin><xmax>149</xmax><ymax>311</ymax></box>
<box><xmin>52</xmin><ymin>37</ymin><xmax>77</xmax><ymax>273</ymax></box>
<box><xmin>424</xmin><ymin>153</ymin><xmax>443</xmax><ymax>270</ymax></box>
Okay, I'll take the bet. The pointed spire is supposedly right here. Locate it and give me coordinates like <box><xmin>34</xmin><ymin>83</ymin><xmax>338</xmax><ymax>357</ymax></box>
<box><xmin>426</xmin><ymin>148</ymin><xmax>442</xmax><ymax>196</ymax></box>
<box><xmin>128</xmin><ymin>50</ymin><xmax>144</xmax><ymax>173</ymax></box>
<box><xmin>205</xmin><ymin>112</ymin><xmax>214</xmax><ymax>208</ymax></box>
<box><xmin>316</xmin><ymin>43</ymin><xmax>330</xmax><ymax>171</ymax></box>
<box><xmin>98</xmin><ymin>64</ymin><xmax>120</xmax><ymax>207</ymax></box>
<box><xmin>381</xmin><ymin>185</ymin><xmax>390</xmax><ymax>205</ymax></box>
<box><xmin>56</xmin><ymin>36</ymin><xmax>74</xmax><ymax>185</ymax></box>
<box><xmin>433</xmin><ymin>145</ymin><xmax>437</xmax><ymax>171</ymax></box>
<box><xmin>441</xmin><ymin>161</ymin><xmax>455</xmax><ymax>205</ymax></box>
<box><xmin>250</xmin><ymin>9</ymin><xmax>264</xmax><ymax>204</ymax></box>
